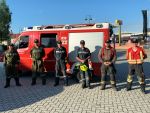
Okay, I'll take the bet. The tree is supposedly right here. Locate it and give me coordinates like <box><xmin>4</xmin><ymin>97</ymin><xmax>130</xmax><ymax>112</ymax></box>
<box><xmin>0</xmin><ymin>0</ymin><xmax>11</xmax><ymax>41</ymax></box>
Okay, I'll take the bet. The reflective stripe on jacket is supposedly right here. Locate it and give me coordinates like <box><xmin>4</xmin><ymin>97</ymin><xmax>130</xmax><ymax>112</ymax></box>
<box><xmin>127</xmin><ymin>46</ymin><xmax>147</xmax><ymax>64</ymax></box>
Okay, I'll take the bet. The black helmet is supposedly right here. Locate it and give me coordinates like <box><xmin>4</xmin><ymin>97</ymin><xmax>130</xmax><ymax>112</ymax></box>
<box><xmin>80</xmin><ymin>40</ymin><xmax>85</xmax><ymax>44</ymax></box>
<box><xmin>105</xmin><ymin>39</ymin><xmax>111</xmax><ymax>43</ymax></box>
<box><xmin>34</xmin><ymin>39</ymin><xmax>39</xmax><ymax>43</ymax></box>
<box><xmin>8</xmin><ymin>43</ymin><xmax>14</xmax><ymax>47</ymax></box>
<box><xmin>131</xmin><ymin>38</ymin><xmax>138</xmax><ymax>43</ymax></box>
<box><xmin>57</xmin><ymin>40</ymin><xmax>62</xmax><ymax>44</ymax></box>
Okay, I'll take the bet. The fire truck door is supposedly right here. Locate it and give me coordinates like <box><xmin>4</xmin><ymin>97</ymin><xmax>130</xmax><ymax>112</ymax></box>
<box><xmin>40</xmin><ymin>33</ymin><xmax>57</xmax><ymax>72</ymax></box>
<box><xmin>15</xmin><ymin>35</ymin><xmax>31</xmax><ymax>71</ymax></box>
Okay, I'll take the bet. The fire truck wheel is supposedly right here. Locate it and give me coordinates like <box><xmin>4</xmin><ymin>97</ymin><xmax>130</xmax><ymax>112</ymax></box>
<box><xmin>21</xmin><ymin>71</ymin><xmax>32</xmax><ymax>76</ymax></box>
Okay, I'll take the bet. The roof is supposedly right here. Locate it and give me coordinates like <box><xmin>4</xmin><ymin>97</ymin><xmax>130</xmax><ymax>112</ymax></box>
<box><xmin>10</xmin><ymin>34</ymin><xmax>20</xmax><ymax>39</ymax></box>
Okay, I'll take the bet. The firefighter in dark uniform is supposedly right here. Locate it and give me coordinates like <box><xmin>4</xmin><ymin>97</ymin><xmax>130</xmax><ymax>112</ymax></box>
<box><xmin>4</xmin><ymin>44</ymin><xmax>22</xmax><ymax>88</ymax></box>
<box><xmin>126</xmin><ymin>39</ymin><xmax>147</xmax><ymax>93</ymax></box>
<box><xmin>98</xmin><ymin>39</ymin><xmax>117</xmax><ymax>91</ymax></box>
<box><xmin>76</xmin><ymin>40</ymin><xmax>91</xmax><ymax>89</ymax></box>
<box><xmin>30</xmin><ymin>39</ymin><xmax>46</xmax><ymax>85</ymax></box>
<box><xmin>54</xmin><ymin>40</ymin><xmax>68</xmax><ymax>86</ymax></box>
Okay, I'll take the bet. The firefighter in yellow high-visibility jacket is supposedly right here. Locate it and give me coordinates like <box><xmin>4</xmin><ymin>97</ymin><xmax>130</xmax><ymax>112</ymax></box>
<box><xmin>126</xmin><ymin>38</ymin><xmax>147</xmax><ymax>93</ymax></box>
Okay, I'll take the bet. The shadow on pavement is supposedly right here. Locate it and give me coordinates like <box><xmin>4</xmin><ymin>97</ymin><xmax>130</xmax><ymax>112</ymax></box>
<box><xmin>115</xmin><ymin>62</ymin><xmax>150</xmax><ymax>93</ymax></box>
<box><xmin>0</xmin><ymin>72</ymin><xmax>64</xmax><ymax>112</ymax></box>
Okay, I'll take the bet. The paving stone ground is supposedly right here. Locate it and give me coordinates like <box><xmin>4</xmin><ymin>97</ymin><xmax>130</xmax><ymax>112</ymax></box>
<box><xmin>0</xmin><ymin>49</ymin><xmax>150</xmax><ymax>113</ymax></box>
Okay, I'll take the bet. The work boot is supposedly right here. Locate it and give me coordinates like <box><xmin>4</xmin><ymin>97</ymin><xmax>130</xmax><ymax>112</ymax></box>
<box><xmin>126</xmin><ymin>82</ymin><xmax>132</xmax><ymax>91</ymax></box>
<box><xmin>4</xmin><ymin>78</ymin><xmax>10</xmax><ymax>88</ymax></box>
<box><xmin>87</xmin><ymin>85</ymin><xmax>91</xmax><ymax>89</ymax></box>
<box><xmin>86</xmin><ymin>81</ymin><xmax>91</xmax><ymax>89</ymax></box>
<box><xmin>82</xmin><ymin>83</ymin><xmax>86</xmax><ymax>89</ymax></box>
<box><xmin>54</xmin><ymin>77</ymin><xmax>59</xmax><ymax>87</ymax></box>
<box><xmin>100</xmin><ymin>84</ymin><xmax>106</xmax><ymax>90</ymax></box>
<box><xmin>31</xmin><ymin>78</ymin><xmax>36</xmax><ymax>86</ymax></box>
<box><xmin>111</xmin><ymin>84</ymin><xmax>117</xmax><ymax>91</ymax></box>
<box><xmin>140</xmin><ymin>84</ymin><xmax>145</xmax><ymax>94</ymax></box>
<box><xmin>64</xmin><ymin>76</ymin><xmax>68</xmax><ymax>86</ymax></box>
<box><xmin>81</xmin><ymin>80</ymin><xmax>86</xmax><ymax>89</ymax></box>
<box><xmin>42</xmin><ymin>78</ymin><xmax>46</xmax><ymax>85</ymax></box>
<box><xmin>15</xmin><ymin>78</ymin><xmax>22</xmax><ymax>86</ymax></box>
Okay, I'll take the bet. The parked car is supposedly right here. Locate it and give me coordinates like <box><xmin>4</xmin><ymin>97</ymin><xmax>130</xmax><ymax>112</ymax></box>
<box><xmin>0</xmin><ymin>44</ymin><xmax>7</xmax><ymax>62</ymax></box>
<box><xmin>0</xmin><ymin>45</ymin><xmax>5</xmax><ymax>62</ymax></box>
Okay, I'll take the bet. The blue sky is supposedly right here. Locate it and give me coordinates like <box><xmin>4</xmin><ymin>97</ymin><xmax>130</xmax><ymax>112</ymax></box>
<box><xmin>6</xmin><ymin>0</ymin><xmax>150</xmax><ymax>33</ymax></box>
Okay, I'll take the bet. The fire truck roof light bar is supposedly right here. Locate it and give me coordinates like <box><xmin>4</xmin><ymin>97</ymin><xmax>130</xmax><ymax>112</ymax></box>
<box><xmin>23</xmin><ymin>23</ymin><xmax>110</xmax><ymax>31</ymax></box>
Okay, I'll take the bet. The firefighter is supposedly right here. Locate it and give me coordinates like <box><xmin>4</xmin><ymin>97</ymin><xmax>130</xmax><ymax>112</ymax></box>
<box><xmin>4</xmin><ymin>44</ymin><xmax>22</xmax><ymax>88</ymax></box>
<box><xmin>98</xmin><ymin>39</ymin><xmax>117</xmax><ymax>91</ymax></box>
<box><xmin>126</xmin><ymin>38</ymin><xmax>147</xmax><ymax>93</ymax></box>
<box><xmin>54</xmin><ymin>40</ymin><xmax>68</xmax><ymax>86</ymax></box>
<box><xmin>30</xmin><ymin>39</ymin><xmax>46</xmax><ymax>85</ymax></box>
<box><xmin>76</xmin><ymin>40</ymin><xmax>91</xmax><ymax>89</ymax></box>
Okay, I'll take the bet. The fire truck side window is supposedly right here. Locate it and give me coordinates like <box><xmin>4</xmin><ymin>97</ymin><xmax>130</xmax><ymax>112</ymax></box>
<box><xmin>15</xmin><ymin>36</ymin><xmax>29</xmax><ymax>49</ymax></box>
<box><xmin>40</xmin><ymin>34</ymin><xmax>57</xmax><ymax>48</ymax></box>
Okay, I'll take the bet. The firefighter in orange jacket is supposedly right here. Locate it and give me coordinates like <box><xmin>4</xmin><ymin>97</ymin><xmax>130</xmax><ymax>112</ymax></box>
<box><xmin>126</xmin><ymin>39</ymin><xmax>147</xmax><ymax>93</ymax></box>
<box><xmin>98</xmin><ymin>39</ymin><xmax>117</xmax><ymax>91</ymax></box>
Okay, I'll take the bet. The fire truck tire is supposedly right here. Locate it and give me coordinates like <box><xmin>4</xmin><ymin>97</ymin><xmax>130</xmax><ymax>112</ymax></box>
<box><xmin>21</xmin><ymin>71</ymin><xmax>32</xmax><ymax>76</ymax></box>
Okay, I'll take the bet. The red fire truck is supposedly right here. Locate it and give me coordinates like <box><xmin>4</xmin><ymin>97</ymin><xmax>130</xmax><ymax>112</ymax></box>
<box><xmin>14</xmin><ymin>23</ymin><xmax>113</xmax><ymax>77</ymax></box>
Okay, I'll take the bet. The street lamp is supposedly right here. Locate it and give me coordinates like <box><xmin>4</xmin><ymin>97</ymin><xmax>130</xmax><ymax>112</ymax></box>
<box><xmin>85</xmin><ymin>15</ymin><xmax>93</xmax><ymax>24</ymax></box>
<box><xmin>115</xmin><ymin>19</ymin><xmax>123</xmax><ymax>46</ymax></box>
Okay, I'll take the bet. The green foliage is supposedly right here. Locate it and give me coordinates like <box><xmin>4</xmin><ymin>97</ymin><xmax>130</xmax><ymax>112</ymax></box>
<box><xmin>0</xmin><ymin>0</ymin><xmax>11</xmax><ymax>41</ymax></box>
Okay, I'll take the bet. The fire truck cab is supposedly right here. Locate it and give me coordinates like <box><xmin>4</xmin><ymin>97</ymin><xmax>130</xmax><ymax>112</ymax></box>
<box><xmin>14</xmin><ymin>23</ymin><xmax>113</xmax><ymax>76</ymax></box>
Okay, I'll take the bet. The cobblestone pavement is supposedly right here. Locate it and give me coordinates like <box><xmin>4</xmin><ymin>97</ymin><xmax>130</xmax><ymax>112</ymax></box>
<box><xmin>0</xmin><ymin>49</ymin><xmax>150</xmax><ymax>113</ymax></box>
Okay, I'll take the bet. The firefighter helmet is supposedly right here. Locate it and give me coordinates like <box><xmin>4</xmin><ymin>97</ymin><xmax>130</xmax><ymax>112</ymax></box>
<box><xmin>80</xmin><ymin>40</ymin><xmax>85</xmax><ymax>44</ymax></box>
<box><xmin>34</xmin><ymin>39</ymin><xmax>39</xmax><ymax>43</ymax></box>
<box><xmin>57</xmin><ymin>40</ymin><xmax>62</xmax><ymax>44</ymax></box>
<box><xmin>105</xmin><ymin>39</ymin><xmax>111</xmax><ymax>43</ymax></box>
<box><xmin>80</xmin><ymin>63</ymin><xmax>88</xmax><ymax>71</ymax></box>
<box><xmin>8</xmin><ymin>43</ymin><xmax>14</xmax><ymax>47</ymax></box>
<box><xmin>131</xmin><ymin>38</ymin><xmax>138</xmax><ymax>43</ymax></box>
